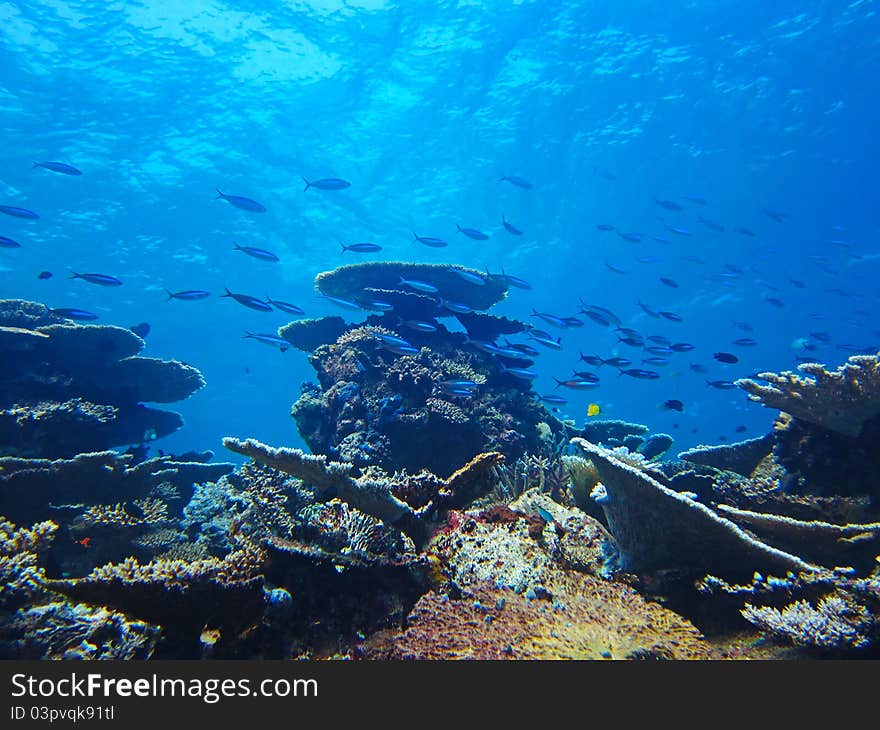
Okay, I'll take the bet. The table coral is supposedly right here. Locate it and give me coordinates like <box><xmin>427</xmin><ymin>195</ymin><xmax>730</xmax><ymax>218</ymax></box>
<box><xmin>573</xmin><ymin>438</ymin><xmax>819</xmax><ymax>579</ymax></box>
<box><xmin>0</xmin><ymin>300</ymin><xmax>206</xmax><ymax>458</ymax></box>
<box><xmin>736</xmin><ymin>353</ymin><xmax>880</xmax><ymax>437</ymax></box>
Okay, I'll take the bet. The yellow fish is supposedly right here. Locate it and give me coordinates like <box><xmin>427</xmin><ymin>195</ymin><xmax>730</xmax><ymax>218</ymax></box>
<box><xmin>587</xmin><ymin>403</ymin><xmax>601</xmax><ymax>417</ymax></box>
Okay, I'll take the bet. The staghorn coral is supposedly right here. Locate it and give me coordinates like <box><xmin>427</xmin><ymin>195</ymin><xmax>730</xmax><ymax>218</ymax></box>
<box><xmin>736</xmin><ymin>353</ymin><xmax>880</xmax><ymax>437</ymax></box>
<box><xmin>391</xmin><ymin>574</ymin><xmax>714</xmax><ymax>660</ymax></box>
<box><xmin>573</xmin><ymin>438</ymin><xmax>820</xmax><ymax>579</ymax></box>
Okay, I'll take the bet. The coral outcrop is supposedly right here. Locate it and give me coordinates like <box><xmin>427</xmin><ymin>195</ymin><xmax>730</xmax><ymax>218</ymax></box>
<box><xmin>391</xmin><ymin>574</ymin><xmax>714</xmax><ymax>660</ymax></box>
<box><xmin>0</xmin><ymin>299</ymin><xmax>205</xmax><ymax>458</ymax></box>
<box><xmin>736</xmin><ymin>353</ymin><xmax>880</xmax><ymax>438</ymax></box>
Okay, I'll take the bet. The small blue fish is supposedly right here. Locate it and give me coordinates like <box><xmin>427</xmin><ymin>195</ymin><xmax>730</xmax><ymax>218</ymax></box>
<box><xmin>617</xmin><ymin>231</ymin><xmax>641</xmax><ymax>243</ymax></box>
<box><xmin>303</xmin><ymin>177</ymin><xmax>350</xmax><ymax>191</ymax></box>
<box><xmin>413</xmin><ymin>232</ymin><xmax>448</xmax><ymax>248</ymax></box>
<box><xmin>399</xmin><ymin>277</ymin><xmax>438</xmax><ymax>294</ymax></box>
<box><xmin>0</xmin><ymin>235</ymin><xmax>21</xmax><ymax>248</ymax></box>
<box><xmin>378</xmin><ymin>342</ymin><xmax>419</xmax><ymax>356</ymax></box>
<box><xmin>440</xmin><ymin>379</ymin><xmax>478</xmax><ymax>389</ymax></box>
<box><xmin>375</xmin><ymin>333</ymin><xmax>413</xmax><ymax>348</ymax></box>
<box><xmin>670</xmin><ymin>342</ymin><xmax>695</xmax><ymax>352</ymax></box>
<box><xmin>504</xmin><ymin>340</ymin><xmax>540</xmax><ymax>357</ymax></box>
<box><xmin>266</xmin><ymin>297</ymin><xmax>305</xmax><ymax>315</ymax></box>
<box><xmin>456</xmin><ymin>224</ymin><xmax>489</xmax><ymax>241</ymax></box>
<box><xmin>222</xmin><ymin>289</ymin><xmax>272</xmax><ymax>312</ymax></box>
<box><xmin>37</xmin><ymin>271</ymin><xmax>52</xmax><ymax>280</ymax></box>
<box><xmin>531</xmin><ymin>309</ymin><xmax>567</xmax><ymax>328</ymax></box>
<box><xmin>452</xmin><ymin>269</ymin><xmax>486</xmax><ymax>286</ymax></box>
<box><xmin>496</xmin><ymin>272</ymin><xmax>532</xmax><ymax>290</ymax></box>
<box><xmin>361</xmin><ymin>299</ymin><xmax>394</xmax><ymax>311</ymax></box>
<box><xmin>166</xmin><ymin>289</ymin><xmax>211</xmax><ymax>301</ymax></box>
<box><xmin>50</xmin><ymin>307</ymin><xmax>98</xmax><ymax>321</ymax></box>
<box><xmin>215</xmin><ymin>190</ymin><xmax>266</xmax><ymax>213</ymax></box>
<box><xmin>499</xmin><ymin>175</ymin><xmax>533</xmax><ymax>189</ymax></box>
<box><xmin>0</xmin><ymin>205</ymin><xmax>39</xmax><ymax>219</ymax></box>
<box><xmin>234</xmin><ymin>243</ymin><xmax>279</xmax><ymax>262</ymax></box>
<box><xmin>554</xmin><ymin>377</ymin><xmax>599</xmax><ymax>390</ymax></box>
<box><xmin>502</xmin><ymin>365</ymin><xmax>538</xmax><ymax>380</ymax></box>
<box><xmin>340</xmin><ymin>241</ymin><xmax>382</xmax><ymax>253</ymax></box>
<box><xmin>538</xmin><ymin>394</ymin><xmax>568</xmax><ymax>405</ymax></box>
<box><xmin>320</xmin><ymin>294</ymin><xmax>362</xmax><ymax>311</ymax></box>
<box><xmin>536</xmin><ymin>506</ymin><xmax>554</xmax><ymax>524</ymax></box>
<box><xmin>438</xmin><ymin>299</ymin><xmax>474</xmax><ymax>314</ymax></box>
<box><xmin>33</xmin><ymin>161</ymin><xmax>82</xmax><ymax>176</ymax></box>
<box><xmin>400</xmin><ymin>319</ymin><xmax>438</xmax><ymax>333</ymax></box>
<box><xmin>655</xmin><ymin>198</ymin><xmax>683</xmax><ymax>211</ymax></box>
<box><xmin>618</xmin><ymin>368</ymin><xmax>660</xmax><ymax>380</ymax></box>
<box><xmin>605</xmin><ymin>261</ymin><xmax>626</xmax><ymax>274</ymax></box>
<box><xmin>660</xmin><ymin>311</ymin><xmax>683</xmax><ymax>322</ymax></box>
<box><xmin>71</xmin><ymin>271</ymin><xmax>122</xmax><ymax>287</ymax></box>
<box><xmin>706</xmin><ymin>379</ymin><xmax>737</xmax><ymax>389</ymax></box>
<box><xmin>244</xmin><ymin>332</ymin><xmax>289</xmax><ymax>351</ymax></box>
<box><xmin>502</xmin><ymin>216</ymin><xmax>523</xmax><ymax>236</ymax></box>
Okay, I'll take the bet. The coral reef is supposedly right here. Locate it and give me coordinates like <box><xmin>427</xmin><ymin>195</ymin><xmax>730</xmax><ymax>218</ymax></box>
<box><xmin>390</xmin><ymin>574</ymin><xmax>714</xmax><ymax>660</ymax></box>
<box><xmin>0</xmin><ymin>602</ymin><xmax>161</xmax><ymax>660</ymax></box>
<box><xmin>573</xmin><ymin>438</ymin><xmax>819</xmax><ymax>579</ymax></box>
<box><xmin>222</xmin><ymin>436</ymin><xmax>502</xmax><ymax>548</ymax></box>
<box><xmin>0</xmin><ymin>299</ymin><xmax>205</xmax><ymax>458</ymax></box>
<box><xmin>736</xmin><ymin>353</ymin><xmax>880</xmax><ymax>438</ymax></box>
<box><xmin>288</xmin><ymin>319</ymin><xmax>562</xmax><ymax>475</ymax></box>
<box><xmin>679</xmin><ymin>435</ymin><xmax>775</xmax><ymax>477</ymax></box>
<box><xmin>278</xmin><ymin>316</ymin><xmax>347</xmax><ymax>352</ymax></box>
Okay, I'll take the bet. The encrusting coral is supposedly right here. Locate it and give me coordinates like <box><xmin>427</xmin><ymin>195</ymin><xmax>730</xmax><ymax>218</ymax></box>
<box><xmin>390</xmin><ymin>573</ymin><xmax>714</xmax><ymax>660</ymax></box>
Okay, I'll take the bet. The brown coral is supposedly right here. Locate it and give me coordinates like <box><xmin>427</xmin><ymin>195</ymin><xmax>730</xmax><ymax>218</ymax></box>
<box><xmin>392</xmin><ymin>574</ymin><xmax>714</xmax><ymax>660</ymax></box>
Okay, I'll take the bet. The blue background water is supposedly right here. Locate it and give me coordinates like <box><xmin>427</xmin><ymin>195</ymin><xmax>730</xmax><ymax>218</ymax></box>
<box><xmin>1</xmin><ymin>0</ymin><xmax>878</xmax><ymax>462</ymax></box>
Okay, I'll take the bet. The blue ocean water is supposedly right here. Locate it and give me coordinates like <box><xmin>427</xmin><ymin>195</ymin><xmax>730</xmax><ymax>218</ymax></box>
<box><xmin>1</xmin><ymin>0</ymin><xmax>878</xmax><ymax>460</ymax></box>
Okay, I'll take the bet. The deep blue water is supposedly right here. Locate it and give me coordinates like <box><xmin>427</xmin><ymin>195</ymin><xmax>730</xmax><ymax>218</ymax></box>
<box><xmin>1</xmin><ymin>0</ymin><xmax>878</xmax><ymax>461</ymax></box>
